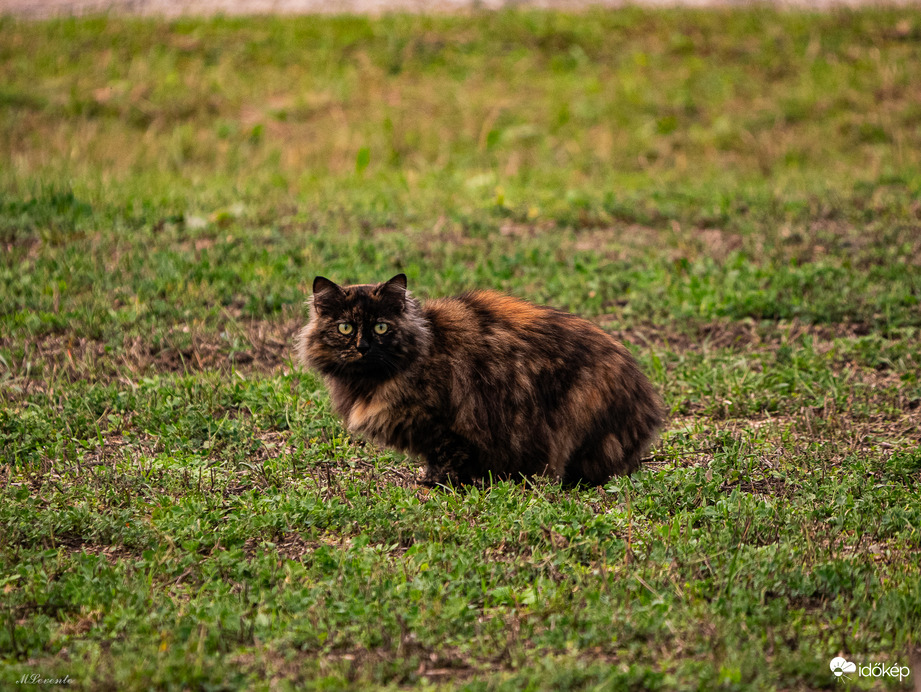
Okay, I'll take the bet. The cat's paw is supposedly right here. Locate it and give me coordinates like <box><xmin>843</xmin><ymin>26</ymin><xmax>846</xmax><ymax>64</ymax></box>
<box><xmin>419</xmin><ymin>466</ymin><xmax>449</xmax><ymax>487</ymax></box>
<box><xmin>417</xmin><ymin>476</ymin><xmax>439</xmax><ymax>488</ymax></box>
<box><xmin>420</xmin><ymin>466</ymin><xmax>474</xmax><ymax>489</ymax></box>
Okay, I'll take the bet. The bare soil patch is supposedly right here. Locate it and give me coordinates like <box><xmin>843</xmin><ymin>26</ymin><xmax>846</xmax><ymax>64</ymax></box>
<box><xmin>2</xmin><ymin>318</ymin><xmax>302</xmax><ymax>390</ymax></box>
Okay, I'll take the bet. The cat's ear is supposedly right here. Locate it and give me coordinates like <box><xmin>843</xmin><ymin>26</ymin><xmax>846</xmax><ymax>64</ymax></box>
<box><xmin>312</xmin><ymin>276</ymin><xmax>344</xmax><ymax>314</ymax></box>
<box><xmin>375</xmin><ymin>273</ymin><xmax>408</xmax><ymax>304</ymax></box>
<box><xmin>383</xmin><ymin>273</ymin><xmax>408</xmax><ymax>292</ymax></box>
<box><xmin>313</xmin><ymin>276</ymin><xmax>342</xmax><ymax>296</ymax></box>
<box><xmin>374</xmin><ymin>274</ymin><xmax>406</xmax><ymax>305</ymax></box>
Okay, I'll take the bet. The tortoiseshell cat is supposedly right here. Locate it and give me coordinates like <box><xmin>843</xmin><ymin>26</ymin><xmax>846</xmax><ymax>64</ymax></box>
<box><xmin>298</xmin><ymin>274</ymin><xmax>663</xmax><ymax>487</ymax></box>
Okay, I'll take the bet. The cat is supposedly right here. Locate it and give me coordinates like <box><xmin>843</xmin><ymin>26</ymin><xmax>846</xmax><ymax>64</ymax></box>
<box><xmin>297</xmin><ymin>274</ymin><xmax>664</xmax><ymax>487</ymax></box>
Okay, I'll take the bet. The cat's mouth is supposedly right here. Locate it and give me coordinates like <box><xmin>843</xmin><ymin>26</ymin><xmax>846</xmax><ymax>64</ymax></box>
<box><xmin>339</xmin><ymin>350</ymin><xmax>379</xmax><ymax>369</ymax></box>
<box><xmin>337</xmin><ymin>350</ymin><xmax>400</xmax><ymax>379</ymax></box>
<box><xmin>340</xmin><ymin>350</ymin><xmax>374</xmax><ymax>364</ymax></box>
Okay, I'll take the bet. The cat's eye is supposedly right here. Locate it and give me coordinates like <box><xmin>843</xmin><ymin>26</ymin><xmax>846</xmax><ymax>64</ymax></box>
<box><xmin>374</xmin><ymin>322</ymin><xmax>389</xmax><ymax>335</ymax></box>
<box><xmin>337</xmin><ymin>323</ymin><xmax>354</xmax><ymax>335</ymax></box>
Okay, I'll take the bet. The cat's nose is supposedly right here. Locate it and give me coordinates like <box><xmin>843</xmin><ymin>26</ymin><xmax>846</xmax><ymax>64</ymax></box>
<box><xmin>356</xmin><ymin>339</ymin><xmax>371</xmax><ymax>355</ymax></box>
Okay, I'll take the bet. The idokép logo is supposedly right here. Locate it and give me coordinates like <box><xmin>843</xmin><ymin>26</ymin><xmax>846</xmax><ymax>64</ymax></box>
<box><xmin>829</xmin><ymin>656</ymin><xmax>911</xmax><ymax>683</ymax></box>
<box><xmin>830</xmin><ymin>657</ymin><xmax>857</xmax><ymax>678</ymax></box>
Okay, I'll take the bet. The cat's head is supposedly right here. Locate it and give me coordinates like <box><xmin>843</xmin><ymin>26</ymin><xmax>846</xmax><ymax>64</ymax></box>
<box><xmin>298</xmin><ymin>273</ymin><xmax>430</xmax><ymax>381</ymax></box>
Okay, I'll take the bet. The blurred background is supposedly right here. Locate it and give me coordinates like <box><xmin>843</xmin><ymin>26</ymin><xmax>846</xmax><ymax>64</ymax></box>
<box><xmin>5</xmin><ymin>0</ymin><xmax>916</xmax><ymax>19</ymax></box>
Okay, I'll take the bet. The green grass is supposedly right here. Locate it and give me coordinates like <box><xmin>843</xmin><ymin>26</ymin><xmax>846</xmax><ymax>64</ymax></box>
<box><xmin>1</xmin><ymin>7</ymin><xmax>920</xmax><ymax>690</ymax></box>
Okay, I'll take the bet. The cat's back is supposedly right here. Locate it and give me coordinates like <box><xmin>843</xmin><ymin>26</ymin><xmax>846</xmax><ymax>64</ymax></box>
<box><xmin>423</xmin><ymin>289</ymin><xmax>618</xmax><ymax>355</ymax></box>
<box><xmin>418</xmin><ymin>289</ymin><xmax>661</xmax><ymax>480</ymax></box>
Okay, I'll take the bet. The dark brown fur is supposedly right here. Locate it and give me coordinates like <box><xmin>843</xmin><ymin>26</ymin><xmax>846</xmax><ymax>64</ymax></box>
<box><xmin>297</xmin><ymin>274</ymin><xmax>664</xmax><ymax>487</ymax></box>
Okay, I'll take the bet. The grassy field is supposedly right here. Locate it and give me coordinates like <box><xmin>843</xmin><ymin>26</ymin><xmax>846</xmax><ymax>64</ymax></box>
<box><xmin>1</xmin><ymin>7</ymin><xmax>920</xmax><ymax>690</ymax></box>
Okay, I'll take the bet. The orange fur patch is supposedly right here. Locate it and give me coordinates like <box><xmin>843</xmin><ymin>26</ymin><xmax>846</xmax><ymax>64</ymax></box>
<box><xmin>471</xmin><ymin>291</ymin><xmax>542</xmax><ymax>326</ymax></box>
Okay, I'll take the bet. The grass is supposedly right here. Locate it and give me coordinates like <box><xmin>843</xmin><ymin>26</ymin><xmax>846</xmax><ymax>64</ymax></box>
<box><xmin>1</xmin><ymin>6</ymin><xmax>920</xmax><ymax>690</ymax></box>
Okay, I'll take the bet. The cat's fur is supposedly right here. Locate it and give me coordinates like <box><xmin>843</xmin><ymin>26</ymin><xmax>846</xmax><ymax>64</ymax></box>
<box><xmin>297</xmin><ymin>274</ymin><xmax>664</xmax><ymax>486</ymax></box>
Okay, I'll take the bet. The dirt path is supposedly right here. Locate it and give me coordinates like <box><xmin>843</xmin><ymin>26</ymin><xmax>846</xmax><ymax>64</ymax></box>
<box><xmin>1</xmin><ymin>0</ymin><xmax>911</xmax><ymax>19</ymax></box>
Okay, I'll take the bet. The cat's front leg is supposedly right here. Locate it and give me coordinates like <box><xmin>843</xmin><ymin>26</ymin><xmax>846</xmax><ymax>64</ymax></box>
<box><xmin>419</xmin><ymin>431</ymin><xmax>480</xmax><ymax>487</ymax></box>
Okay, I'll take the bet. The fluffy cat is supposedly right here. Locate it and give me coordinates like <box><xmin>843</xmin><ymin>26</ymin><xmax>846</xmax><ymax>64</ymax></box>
<box><xmin>297</xmin><ymin>274</ymin><xmax>664</xmax><ymax>487</ymax></box>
